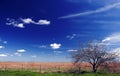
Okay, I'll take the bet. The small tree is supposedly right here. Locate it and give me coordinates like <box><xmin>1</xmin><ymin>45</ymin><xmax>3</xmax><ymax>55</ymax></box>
<box><xmin>71</xmin><ymin>41</ymin><xmax>117</xmax><ymax>73</ymax></box>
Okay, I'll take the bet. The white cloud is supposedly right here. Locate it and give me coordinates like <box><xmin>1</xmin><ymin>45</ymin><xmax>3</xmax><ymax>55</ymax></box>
<box><xmin>50</xmin><ymin>43</ymin><xmax>61</xmax><ymax>49</ymax></box>
<box><xmin>0</xmin><ymin>46</ymin><xmax>4</xmax><ymax>49</ymax></box>
<box><xmin>67</xmin><ymin>49</ymin><xmax>78</xmax><ymax>52</ymax></box>
<box><xmin>21</xmin><ymin>18</ymin><xmax>50</xmax><ymax>25</ymax></box>
<box><xmin>21</xmin><ymin>18</ymin><xmax>34</xmax><ymax>24</ymax></box>
<box><xmin>66</xmin><ymin>34</ymin><xmax>76</xmax><ymax>40</ymax></box>
<box><xmin>0</xmin><ymin>54</ymin><xmax>8</xmax><ymax>57</ymax></box>
<box><xmin>6</xmin><ymin>18</ymin><xmax>25</xmax><ymax>28</ymax></box>
<box><xmin>17</xmin><ymin>23</ymin><xmax>25</xmax><ymax>28</ymax></box>
<box><xmin>17</xmin><ymin>49</ymin><xmax>26</xmax><ymax>53</ymax></box>
<box><xmin>102</xmin><ymin>33</ymin><xmax>120</xmax><ymax>45</ymax></box>
<box><xmin>6</xmin><ymin>18</ymin><xmax>51</xmax><ymax>28</ymax></box>
<box><xmin>59</xmin><ymin>2</ymin><xmax>120</xmax><ymax>19</ymax></box>
<box><xmin>14</xmin><ymin>53</ymin><xmax>22</xmax><ymax>56</ymax></box>
<box><xmin>111</xmin><ymin>48</ymin><xmax>120</xmax><ymax>56</ymax></box>
<box><xmin>37</xmin><ymin>20</ymin><xmax>50</xmax><ymax>25</ymax></box>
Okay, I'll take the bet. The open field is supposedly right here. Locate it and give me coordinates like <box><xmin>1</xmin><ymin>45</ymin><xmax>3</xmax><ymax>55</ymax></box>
<box><xmin>0</xmin><ymin>62</ymin><xmax>76</xmax><ymax>73</ymax></box>
<box><xmin>0</xmin><ymin>62</ymin><xmax>120</xmax><ymax>73</ymax></box>
<box><xmin>0</xmin><ymin>62</ymin><xmax>90</xmax><ymax>72</ymax></box>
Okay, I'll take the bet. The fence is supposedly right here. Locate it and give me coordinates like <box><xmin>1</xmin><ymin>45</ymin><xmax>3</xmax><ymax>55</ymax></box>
<box><xmin>0</xmin><ymin>62</ymin><xmax>120</xmax><ymax>73</ymax></box>
<box><xmin>0</xmin><ymin>62</ymin><xmax>76</xmax><ymax>73</ymax></box>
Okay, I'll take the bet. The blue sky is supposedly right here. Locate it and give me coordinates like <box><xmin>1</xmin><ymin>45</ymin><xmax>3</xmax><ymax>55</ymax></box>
<box><xmin>0</xmin><ymin>0</ymin><xmax>120</xmax><ymax>62</ymax></box>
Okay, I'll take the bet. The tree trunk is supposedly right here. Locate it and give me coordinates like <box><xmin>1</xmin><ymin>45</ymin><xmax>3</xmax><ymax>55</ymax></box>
<box><xmin>93</xmin><ymin>64</ymin><xmax>97</xmax><ymax>73</ymax></box>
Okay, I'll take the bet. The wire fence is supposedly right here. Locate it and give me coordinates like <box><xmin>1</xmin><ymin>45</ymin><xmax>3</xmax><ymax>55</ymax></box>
<box><xmin>0</xmin><ymin>62</ymin><xmax>120</xmax><ymax>73</ymax></box>
<box><xmin>0</xmin><ymin>62</ymin><xmax>76</xmax><ymax>73</ymax></box>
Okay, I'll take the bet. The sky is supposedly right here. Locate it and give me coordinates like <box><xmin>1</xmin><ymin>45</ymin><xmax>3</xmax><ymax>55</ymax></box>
<box><xmin>0</xmin><ymin>0</ymin><xmax>120</xmax><ymax>62</ymax></box>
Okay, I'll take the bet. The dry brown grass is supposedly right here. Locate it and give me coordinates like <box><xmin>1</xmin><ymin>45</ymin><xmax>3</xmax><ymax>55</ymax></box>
<box><xmin>0</xmin><ymin>62</ymin><xmax>119</xmax><ymax>73</ymax></box>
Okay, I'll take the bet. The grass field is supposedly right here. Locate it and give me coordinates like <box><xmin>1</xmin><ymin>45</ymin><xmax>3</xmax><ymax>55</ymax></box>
<box><xmin>0</xmin><ymin>62</ymin><xmax>120</xmax><ymax>76</ymax></box>
<box><xmin>0</xmin><ymin>70</ymin><xmax>120</xmax><ymax>76</ymax></box>
<box><xmin>0</xmin><ymin>62</ymin><xmax>120</xmax><ymax>73</ymax></box>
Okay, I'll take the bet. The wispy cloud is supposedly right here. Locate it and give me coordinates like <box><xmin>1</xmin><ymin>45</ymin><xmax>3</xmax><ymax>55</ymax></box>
<box><xmin>3</xmin><ymin>41</ymin><xmax>7</xmax><ymax>44</ymax></box>
<box><xmin>32</xmin><ymin>45</ymin><xmax>47</xmax><ymax>49</ymax></box>
<box><xmin>53</xmin><ymin>51</ymin><xmax>62</xmax><ymax>53</ymax></box>
<box><xmin>0</xmin><ymin>38</ymin><xmax>8</xmax><ymax>44</ymax></box>
<box><xmin>66</xmin><ymin>34</ymin><xmax>76</xmax><ymax>40</ymax></box>
<box><xmin>102</xmin><ymin>33</ymin><xmax>120</xmax><ymax>45</ymax></box>
<box><xmin>6</xmin><ymin>18</ymin><xmax>24</xmax><ymax>28</ymax></box>
<box><xmin>111</xmin><ymin>48</ymin><xmax>120</xmax><ymax>56</ymax></box>
<box><xmin>67</xmin><ymin>49</ymin><xmax>77</xmax><ymax>52</ymax></box>
<box><xmin>38</xmin><ymin>45</ymin><xmax>47</xmax><ymax>48</ymax></box>
<box><xmin>6</xmin><ymin>18</ymin><xmax>51</xmax><ymax>28</ymax></box>
<box><xmin>21</xmin><ymin>18</ymin><xmax>50</xmax><ymax>25</ymax></box>
<box><xmin>66</xmin><ymin>0</ymin><xmax>92</xmax><ymax>3</ymax></box>
<box><xmin>14</xmin><ymin>53</ymin><xmax>22</xmax><ymax>56</ymax></box>
<box><xmin>31</xmin><ymin>55</ymin><xmax>37</xmax><ymax>58</ymax></box>
<box><xmin>93</xmin><ymin>20</ymin><xmax>120</xmax><ymax>24</ymax></box>
<box><xmin>21</xmin><ymin>18</ymin><xmax>34</xmax><ymax>24</ymax></box>
<box><xmin>17</xmin><ymin>49</ymin><xmax>26</xmax><ymax>53</ymax></box>
<box><xmin>50</xmin><ymin>43</ymin><xmax>61</xmax><ymax>49</ymax></box>
<box><xmin>59</xmin><ymin>2</ymin><xmax>120</xmax><ymax>19</ymax></box>
<box><xmin>12</xmin><ymin>49</ymin><xmax>27</xmax><ymax>57</ymax></box>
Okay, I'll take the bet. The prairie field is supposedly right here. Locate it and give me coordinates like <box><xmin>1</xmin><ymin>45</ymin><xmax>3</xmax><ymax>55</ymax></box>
<box><xmin>0</xmin><ymin>62</ymin><xmax>75</xmax><ymax>72</ymax></box>
<box><xmin>0</xmin><ymin>62</ymin><xmax>120</xmax><ymax>73</ymax></box>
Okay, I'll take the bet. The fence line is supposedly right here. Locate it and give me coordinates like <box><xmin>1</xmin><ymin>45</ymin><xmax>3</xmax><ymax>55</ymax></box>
<box><xmin>0</xmin><ymin>62</ymin><xmax>120</xmax><ymax>73</ymax></box>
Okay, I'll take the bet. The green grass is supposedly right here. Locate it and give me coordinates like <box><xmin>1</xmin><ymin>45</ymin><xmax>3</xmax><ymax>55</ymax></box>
<box><xmin>0</xmin><ymin>70</ymin><xmax>120</xmax><ymax>76</ymax></box>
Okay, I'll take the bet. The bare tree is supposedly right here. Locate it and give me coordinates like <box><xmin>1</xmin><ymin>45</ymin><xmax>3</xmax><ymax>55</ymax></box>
<box><xmin>71</xmin><ymin>41</ymin><xmax>118</xmax><ymax>73</ymax></box>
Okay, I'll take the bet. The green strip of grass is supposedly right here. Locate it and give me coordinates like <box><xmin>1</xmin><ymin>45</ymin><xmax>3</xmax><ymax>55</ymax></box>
<box><xmin>0</xmin><ymin>70</ymin><xmax>120</xmax><ymax>76</ymax></box>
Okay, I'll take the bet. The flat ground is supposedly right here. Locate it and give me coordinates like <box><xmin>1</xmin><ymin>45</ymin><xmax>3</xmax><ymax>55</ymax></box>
<box><xmin>0</xmin><ymin>62</ymin><xmax>120</xmax><ymax>73</ymax></box>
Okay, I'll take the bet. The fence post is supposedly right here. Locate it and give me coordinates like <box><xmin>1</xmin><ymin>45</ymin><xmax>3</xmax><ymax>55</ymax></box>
<box><xmin>39</xmin><ymin>64</ymin><xmax>41</xmax><ymax>73</ymax></box>
<box><xmin>21</xmin><ymin>64</ymin><xmax>24</xmax><ymax>71</ymax></box>
<box><xmin>58</xmin><ymin>65</ymin><xmax>61</xmax><ymax>72</ymax></box>
<box><xmin>4</xmin><ymin>64</ymin><xmax>7</xmax><ymax>71</ymax></box>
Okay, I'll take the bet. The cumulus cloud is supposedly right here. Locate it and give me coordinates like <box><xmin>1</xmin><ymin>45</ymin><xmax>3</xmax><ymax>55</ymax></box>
<box><xmin>102</xmin><ymin>33</ymin><xmax>120</xmax><ymax>45</ymax></box>
<box><xmin>17</xmin><ymin>23</ymin><xmax>25</xmax><ymax>28</ymax></box>
<box><xmin>6</xmin><ymin>18</ymin><xmax>51</xmax><ymax>28</ymax></box>
<box><xmin>0</xmin><ymin>54</ymin><xmax>8</xmax><ymax>57</ymax></box>
<box><xmin>17</xmin><ymin>49</ymin><xmax>26</xmax><ymax>53</ymax></box>
<box><xmin>59</xmin><ymin>2</ymin><xmax>120</xmax><ymax>19</ymax></box>
<box><xmin>66</xmin><ymin>34</ymin><xmax>76</xmax><ymax>40</ymax></box>
<box><xmin>0</xmin><ymin>46</ymin><xmax>4</xmax><ymax>49</ymax></box>
<box><xmin>37</xmin><ymin>20</ymin><xmax>50</xmax><ymax>25</ymax></box>
<box><xmin>50</xmin><ymin>43</ymin><xmax>61</xmax><ymax>49</ymax></box>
